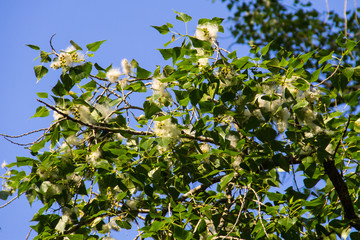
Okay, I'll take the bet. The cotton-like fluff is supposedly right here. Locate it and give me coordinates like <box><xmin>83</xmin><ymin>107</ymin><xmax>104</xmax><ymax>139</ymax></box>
<box><xmin>50</xmin><ymin>46</ymin><xmax>84</xmax><ymax>70</ymax></box>
<box><xmin>232</xmin><ymin>156</ymin><xmax>242</xmax><ymax>169</ymax></box>
<box><xmin>195</xmin><ymin>22</ymin><xmax>219</xmax><ymax>43</ymax></box>
<box><xmin>119</xmin><ymin>79</ymin><xmax>128</xmax><ymax>89</ymax></box>
<box><xmin>196</xmin><ymin>48</ymin><xmax>209</xmax><ymax>66</ymax></box>
<box><xmin>106</xmin><ymin>68</ymin><xmax>121</xmax><ymax>83</ymax></box>
<box><xmin>200</xmin><ymin>144</ymin><xmax>211</xmax><ymax>153</ymax></box>
<box><xmin>121</xmin><ymin>58</ymin><xmax>131</xmax><ymax>75</ymax></box>
<box><xmin>53</xmin><ymin>111</ymin><xmax>63</xmax><ymax>121</ymax></box>
<box><xmin>95</xmin><ymin>103</ymin><xmax>113</xmax><ymax>121</ymax></box>
<box><xmin>227</xmin><ymin>135</ymin><xmax>238</xmax><ymax>148</ymax></box>
<box><xmin>325</xmin><ymin>143</ymin><xmax>335</xmax><ymax>155</ymax></box>
<box><xmin>198</xmin><ymin>57</ymin><xmax>209</xmax><ymax>66</ymax></box>
<box><xmin>50</xmin><ymin>61</ymin><xmax>61</xmax><ymax>70</ymax></box>
<box><xmin>152</xmin><ymin>77</ymin><xmax>167</xmax><ymax>94</ymax></box>
<box><xmin>256</xmin><ymin>94</ymin><xmax>283</xmax><ymax>113</ymax></box>
<box><xmin>53</xmin><ymin>106</ymin><xmax>71</xmax><ymax>121</ymax></box>
<box><xmin>58</xmin><ymin>52</ymin><xmax>73</xmax><ymax>67</ymax></box>
<box><xmin>1</xmin><ymin>161</ymin><xmax>7</xmax><ymax>169</ymax></box>
<box><xmin>305</xmin><ymin>88</ymin><xmax>320</xmax><ymax>103</ymax></box>
<box><xmin>152</xmin><ymin>76</ymin><xmax>171</xmax><ymax>100</ymax></box>
<box><xmin>256</xmin><ymin>94</ymin><xmax>270</xmax><ymax>112</ymax></box>
<box><xmin>66</xmin><ymin>135</ymin><xmax>81</xmax><ymax>146</ymax></box>
<box><xmin>281</xmin><ymin>76</ymin><xmax>304</xmax><ymax>100</ymax></box>
<box><xmin>154</xmin><ymin>118</ymin><xmax>180</xmax><ymax>140</ymax></box>
<box><xmin>77</xmin><ymin>105</ymin><xmax>96</xmax><ymax>125</ymax></box>
<box><xmin>87</xmin><ymin>149</ymin><xmax>101</xmax><ymax>165</ymax></box>
<box><xmin>276</xmin><ymin>108</ymin><xmax>291</xmax><ymax>133</ymax></box>
<box><xmin>252</xmin><ymin>109</ymin><xmax>265</xmax><ymax>121</ymax></box>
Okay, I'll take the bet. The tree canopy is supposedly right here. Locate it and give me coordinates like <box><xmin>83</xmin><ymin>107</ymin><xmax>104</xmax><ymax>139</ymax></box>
<box><xmin>2</xmin><ymin>1</ymin><xmax>360</xmax><ymax>239</ymax></box>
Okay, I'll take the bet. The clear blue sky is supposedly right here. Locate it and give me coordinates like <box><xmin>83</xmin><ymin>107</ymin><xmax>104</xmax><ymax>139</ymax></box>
<box><xmin>0</xmin><ymin>0</ymin><xmax>353</xmax><ymax>239</ymax></box>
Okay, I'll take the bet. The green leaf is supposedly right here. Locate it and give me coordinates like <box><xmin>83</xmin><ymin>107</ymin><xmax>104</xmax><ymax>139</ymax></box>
<box><xmin>81</xmin><ymin>80</ymin><xmax>96</xmax><ymax>91</ymax></box>
<box><xmin>149</xmin><ymin>221</ymin><xmax>166</xmax><ymax>231</ymax></box>
<box><xmin>345</xmin><ymin>39</ymin><xmax>357</xmax><ymax>51</ymax></box>
<box><xmin>86</xmin><ymin>40</ymin><xmax>106</xmax><ymax>52</ymax></box>
<box><xmin>189</xmin><ymin>37</ymin><xmax>212</xmax><ymax>50</ymax></box>
<box><xmin>40</xmin><ymin>51</ymin><xmax>51</xmax><ymax>63</ymax></box>
<box><xmin>69</xmin><ymin>63</ymin><xmax>92</xmax><ymax>83</ymax></box>
<box><xmin>158</xmin><ymin>47</ymin><xmax>182</xmax><ymax>64</ymax></box>
<box><xmin>173</xmin><ymin>225</ymin><xmax>193</xmax><ymax>240</ymax></box>
<box><xmin>228</xmin><ymin>50</ymin><xmax>237</xmax><ymax>59</ymax></box>
<box><xmin>336</xmin><ymin>32</ymin><xmax>346</xmax><ymax>47</ymax></box>
<box><xmin>189</xmin><ymin>89</ymin><xmax>203</xmax><ymax>105</ymax></box>
<box><xmin>30</xmin><ymin>139</ymin><xmax>46</xmax><ymax>153</ymax></box>
<box><xmin>303</xmin><ymin>197</ymin><xmax>324</xmax><ymax>207</ymax></box>
<box><xmin>26</xmin><ymin>44</ymin><xmax>40</xmax><ymax>50</ymax></box>
<box><xmin>255</xmin><ymin>127</ymin><xmax>277</xmax><ymax>143</ymax></box>
<box><xmin>60</xmin><ymin>73</ymin><xmax>75</xmax><ymax>91</ymax></box>
<box><xmin>179</xmin><ymin>97</ymin><xmax>190</xmax><ymax>106</ymax></box>
<box><xmin>304</xmin><ymin>178</ymin><xmax>320</xmax><ymax>188</ymax></box>
<box><xmin>34</xmin><ymin>65</ymin><xmax>48</xmax><ymax>82</ymax></box>
<box><xmin>279</xmin><ymin>217</ymin><xmax>297</xmax><ymax>232</ymax></box>
<box><xmin>219</xmin><ymin>173</ymin><xmax>234</xmax><ymax>191</ymax></box>
<box><xmin>36</xmin><ymin>92</ymin><xmax>48</xmax><ymax>98</ymax></box>
<box><xmin>173</xmin><ymin>10</ymin><xmax>192</xmax><ymax>23</ymax></box>
<box><xmin>293</xmin><ymin>99</ymin><xmax>309</xmax><ymax>111</ymax></box>
<box><xmin>124</xmin><ymin>81</ymin><xmax>147</xmax><ymax>92</ymax></box>
<box><xmin>15</xmin><ymin>156</ymin><xmax>37</xmax><ymax>167</ymax></box>
<box><xmin>300</xmin><ymin>50</ymin><xmax>316</xmax><ymax>63</ymax></box>
<box><xmin>319</xmin><ymin>51</ymin><xmax>334</xmax><ymax>65</ymax></box>
<box><xmin>261</xmin><ymin>41</ymin><xmax>273</xmax><ymax>56</ymax></box>
<box><xmin>137</xmin><ymin>66</ymin><xmax>152</xmax><ymax>79</ymax></box>
<box><xmin>94</xmin><ymin>63</ymin><xmax>105</xmax><ymax>71</ymax></box>
<box><xmin>152</xmin><ymin>25</ymin><xmax>170</xmax><ymax>35</ymax></box>
<box><xmin>158</xmin><ymin>48</ymin><xmax>173</xmax><ymax>60</ymax></box>
<box><xmin>342</xmin><ymin>67</ymin><xmax>354</xmax><ymax>80</ymax></box>
<box><xmin>350</xmin><ymin>232</ymin><xmax>360</xmax><ymax>239</ymax></box>
<box><xmin>233</xmin><ymin>56</ymin><xmax>251</xmax><ymax>69</ymax></box>
<box><xmin>154</xmin><ymin>115</ymin><xmax>171</xmax><ymax>121</ymax></box>
<box><xmin>0</xmin><ymin>191</ymin><xmax>10</xmax><ymax>200</ymax></box>
<box><xmin>70</xmin><ymin>40</ymin><xmax>83</xmax><ymax>51</ymax></box>
<box><xmin>310</xmin><ymin>68</ymin><xmax>321</xmax><ymax>82</ymax></box>
<box><xmin>52</xmin><ymin>80</ymin><xmax>67</xmax><ymax>96</ymax></box>
<box><xmin>31</xmin><ymin>106</ymin><xmax>49</xmax><ymax>118</ymax></box>
<box><xmin>116</xmin><ymin>220</ymin><xmax>132</xmax><ymax>230</ymax></box>
<box><xmin>266</xmin><ymin>58</ymin><xmax>280</xmax><ymax>73</ymax></box>
<box><xmin>354</xmin><ymin>118</ymin><xmax>360</xmax><ymax>132</ymax></box>
<box><xmin>197</xmin><ymin>219</ymin><xmax>207</xmax><ymax>233</ymax></box>
<box><xmin>143</xmin><ymin>101</ymin><xmax>162</xmax><ymax>119</ymax></box>
<box><xmin>267</xmin><ymin>192</ymin><xmax>283</xmax><ymax>201</ymax></box>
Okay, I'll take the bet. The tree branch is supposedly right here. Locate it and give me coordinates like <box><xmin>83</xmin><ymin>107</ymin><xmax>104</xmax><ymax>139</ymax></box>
<box><xmin>178</xmin><ymin>175</ymin><xmax>223</xmax><ymax>202</ymax></box>
<box><xmin>37</xmin><ymin>99</ymin><xmax>150</xmax><ymax>136</ymax></box>
<box><xmin>323</xmin><ymin>114</ymin><xmax>360</xmax><ymax>230</ymax></box>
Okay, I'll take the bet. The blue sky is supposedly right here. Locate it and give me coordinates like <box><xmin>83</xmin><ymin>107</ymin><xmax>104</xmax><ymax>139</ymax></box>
<box><xmin>0</xmin><ymin>0</ymin><xmax>354</xmax><ymax>239</ymax></box>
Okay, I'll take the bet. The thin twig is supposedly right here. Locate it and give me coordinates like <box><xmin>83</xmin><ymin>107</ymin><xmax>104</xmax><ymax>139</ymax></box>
<box><xmin>344</xmin><ymin>0</ymin><xmax>348</xmax><ymax>38</ymax></box>
<box><xmin>25</xmin><ymin>228</ymin><xmax>32</xmax><ymax>240</ymax></box>
<box><xmin>37</xmin><ymin>99</ymin><xmax>150</xmax><ymax>136</ymax></box>
<box><xmin>325</xmin><ymin>0</ymin><xmax>330</xmax><ymax>22</ymax></box>
<box><xmin>332</xmin><ymin>113</ymin><xmax>351</xmax><ymax>160</ymax></box>
<box><xmin>0</xmin><ymin>129</ymin><xmax>47</xmax><ymax>139</ymax></box>
<box><xmin>225</xmin><ymin>187</ymin><xmax>248</xmax><ymax>238</ymax></box>
<box><xmin>50</xmin><ymin>34</ymin><xmax>59</xmax><ymax>57</ymax></box>
<box><xmin>248</xmin><ymin>187</ymin><xmax>269</xmax><ymax>238</ymax></box>
<box><xmin>355</xmin><ymin>0</ymin><xmax>359</xmax><ymax>26</ymax></box>
<box><xmin>0</xmin><ymin>194</ymin><xmax>22</xmax><ymax>208</ymax></box>
<box><xmin>315</xmin><ymin>59</ymin><xmax>342</xmax><ymax>87</ymax></box>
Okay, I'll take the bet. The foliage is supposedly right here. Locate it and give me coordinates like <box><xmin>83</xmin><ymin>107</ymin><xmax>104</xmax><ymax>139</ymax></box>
<box><xmin>219</xmin><ymin>0</ymin><xmax>360</xmax><ymax>66</ymax></box>
<box><xmin>2</xmin><ymin>6</ymin><xmax>360</xmax><ymax>240</ymax></box>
